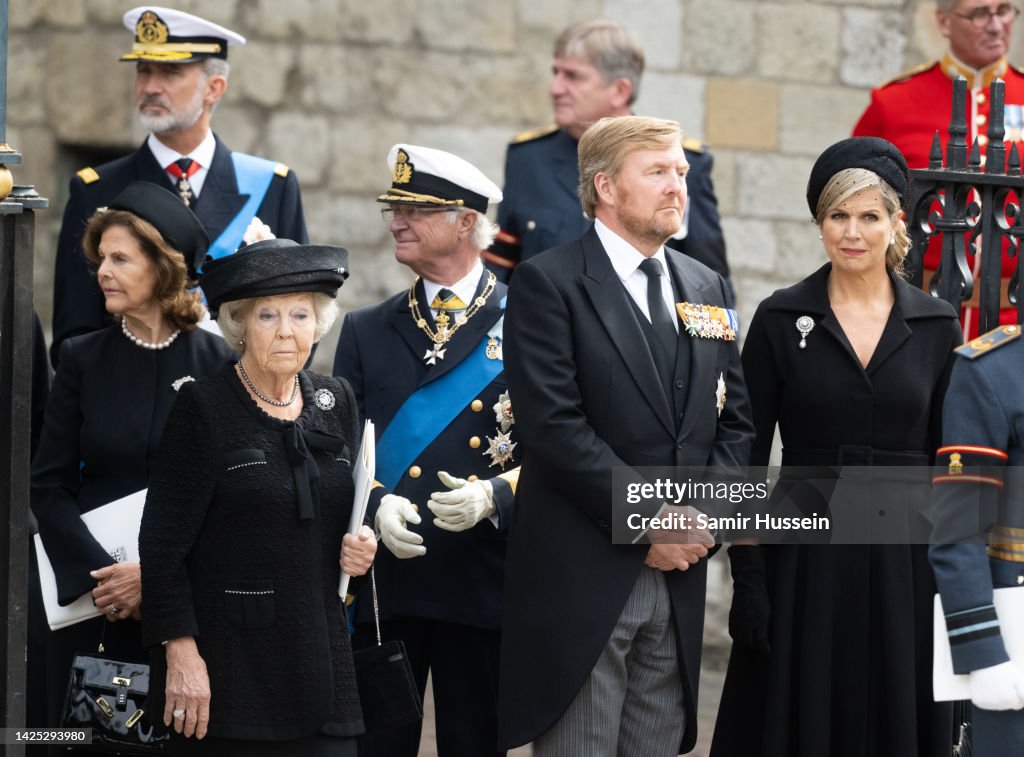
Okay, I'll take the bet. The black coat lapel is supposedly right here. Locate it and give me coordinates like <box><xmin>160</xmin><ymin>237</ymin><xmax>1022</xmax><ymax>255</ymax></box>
<box><xmin>388</xmin><ymin>279</ymin><xmax>433</xmax><ymax>366</ymax></box>
<box><xmin>135</xmin><ymin>140</ymin><xmax>175</xmax><ymax>186</ymax></box>
<box><xmin>191</xmin><ymin>136</ymin><xmax>247</xmax><ymax>242</ymax></box>
<box><xmin>579</xmin><ymin>230</ymin><xmax>674</xmax><ymax>436</ymax></box>
<box><xmin>666</xmin><ymin>253</ymin><xmax>719</xmax><ymax>441</ymax></box>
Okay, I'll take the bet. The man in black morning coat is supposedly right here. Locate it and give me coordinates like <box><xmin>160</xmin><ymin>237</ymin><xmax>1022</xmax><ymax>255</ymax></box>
<box><xmin>51</xmin><ymin>6</ymin><xmax>307</xmax><ymax>363</ymax></box>
<box><xmin>499</xmin><ymin>116</ymin><xmax>753</xmax><ymax>755</ymax></box>
<box><xmin>334</xmin><ymin>144</ymin><xmax>520</xmax><ymax>757</ymax></box>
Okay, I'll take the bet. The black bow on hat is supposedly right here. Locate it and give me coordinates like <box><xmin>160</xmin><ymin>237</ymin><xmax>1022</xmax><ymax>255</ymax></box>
<box><xmin>806</xmin><ymin>137</ymin><xmax>910</xmax><ymax>219</ymax></box>
<box><xmin>200</xmin><ymin>238</ymin><xmax>350</xmax><ymax>317</ymax></box>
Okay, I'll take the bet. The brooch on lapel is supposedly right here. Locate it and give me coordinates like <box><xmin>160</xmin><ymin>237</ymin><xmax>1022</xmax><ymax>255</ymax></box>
<box><xmin>675</xmin><ymin>302</ymin><xmax>738</xmax><ymax>341</ymax></box>
<box><xmin>795</xmin><ymin>315</ymin><xmax>815</xmax><ymax>349</ymax></box>
<box><xmin>171</xmin><ymin>376</ymin><xmax>195</xmax><ymax>392</ymax></box>
<box><xmin>314</xmin><ymin>388</ymin><xmax>336</xmax><ymax>411</ymax></box>
<box><xmin>484</xmin><ymin>430</ymin><xmax>516</xmax><ymax>469</ymax></box>
<box><xmin>493</xmin><ymin>390</ymin><xmax>514</xmax><ymax>433</ymax></box>
<box><xmin>715</xmin><ymin>373</ymin><xmax>727</xmax><ymax>417</ymax></box>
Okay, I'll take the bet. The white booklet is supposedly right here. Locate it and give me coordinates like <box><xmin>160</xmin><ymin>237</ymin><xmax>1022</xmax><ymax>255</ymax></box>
<box><xmin>34</xmin><ymin>489</ymin><xmax>147</xmax><ymax>631</ymax></box>
<box><xmin>339</xmin><ymin>420</ymin><xmax>375</xmax><ymax>600</ymax></box>
<box><xmin>933</xmin><ymin>587</ymin><xmax>1024</xmax><ymax>701</ymax></box>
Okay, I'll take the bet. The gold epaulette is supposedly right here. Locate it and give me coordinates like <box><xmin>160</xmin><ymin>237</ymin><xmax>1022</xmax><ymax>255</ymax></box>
<box><xmin>274</xmin><ymin>163</ymin><xmax>289</xmax><ymax>178</ymax></box>
<box><xmin>876</xmin><ymin>60</ymin><xmax>937</xmax><ymax>89</ymax></box>
<box><xmin>956</xmin><ymin>324</ymin><xmax>1022</xmax><ymax>359</ymax></box>
<box><xmin>76</xmin><ymin>167</ymin><xmax>100</xmax><ymax>184</ymax></box>
<box><xmin>682</xmin><ymin>137</ymin><xmax>706</xmax><ymax>154</ymax></box>
<box><xmin>510</xmin><ymin>124</ymin><xmax>559</xmax><ymax>145</ymax></box>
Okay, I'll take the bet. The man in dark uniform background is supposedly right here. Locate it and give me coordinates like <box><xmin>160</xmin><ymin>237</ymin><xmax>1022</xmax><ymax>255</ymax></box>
<box><xmin>334</xmin><ymin>144</ymin><xmax>519</xmax><ymax>757</ymax></box>
<box><xmin>931</xmin><ymin>323</ymin><xmax>1024</xmax><ymax>757</ymax></box>
<box><xmin>484</xmin><ymin>18</ymin><xmax>730</xmax><ymax>289</ymax></box>
<box><xmin>853</xmin><ymin>0</ymin><xmax>1024</xmax><ymax>337</ymax></box>
<box><xmin>51</xmin><ymin>6</ymin><xmax>308</xmax><ymax>363</ymax></box>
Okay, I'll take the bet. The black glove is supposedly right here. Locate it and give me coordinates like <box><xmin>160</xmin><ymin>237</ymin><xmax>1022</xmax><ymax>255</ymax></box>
<box><xmin>727</xmin><ymin>545</ymin><xmax>771</xmax><ymax>655</ymax></box>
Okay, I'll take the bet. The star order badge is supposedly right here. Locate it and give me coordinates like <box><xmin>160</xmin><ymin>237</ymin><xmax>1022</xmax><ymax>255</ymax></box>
<box><xmin>484</xmin><ymin>430</ymin><xmax>516</xmax><ymax>469</ymax></box>
<box><xmin>493</xmin><ymin>390</ymin><xmax>514</xmax><ymax>433</ymax></box>
<box><xmin>715</xmin><ymin>373</ymin><xmax>727</xmax><ymax>417</ymax></box>
<box><xmin>423</xmin><ymin>345</ymin><xmax>446</xmax><ymax>365</ymax></box>
<box><xmin>314</xmin><ymin>388</ymin><xmax>336</xmax><ymax>411</ymax></box>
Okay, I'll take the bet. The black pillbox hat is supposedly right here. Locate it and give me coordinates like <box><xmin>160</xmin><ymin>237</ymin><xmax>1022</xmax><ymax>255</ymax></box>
<box><xmin>806</xmin><ymin>137</ymin><xmax>910</xmax><ymax>218</ymax></box>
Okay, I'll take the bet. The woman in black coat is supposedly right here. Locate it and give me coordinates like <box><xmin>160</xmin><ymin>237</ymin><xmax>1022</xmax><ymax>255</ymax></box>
<box><xmin>140</xmin><ymin>237</ymin><xmax>376</xmax><ymax>756</ymax></box>
<box><xmin>31</xmin><ymin>182</ymin><xmax>234</xmax><ymax>749</ymax></box>
<box><xmin>710</xmin><ymin>138</ymin><xmax>960</xmax><ymax>757</ymax></box>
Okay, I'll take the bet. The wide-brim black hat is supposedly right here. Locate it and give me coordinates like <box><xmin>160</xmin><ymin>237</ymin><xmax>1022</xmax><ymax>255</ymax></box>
<box><xmin>806</xmin><ymin>137</ymin><xmax>910</xmax><ymax>218</ymax></box>
<box><xmin>201</xmin><ymin>238</ymin><xmax>350</xmax><ymax>317</ymax></box>
<box><xmin>108</xmin><ymin>181</ymin><xmax>209</xmax><ymax>277</ymax></box>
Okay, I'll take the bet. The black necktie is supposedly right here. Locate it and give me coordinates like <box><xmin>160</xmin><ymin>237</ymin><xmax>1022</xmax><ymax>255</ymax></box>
<box><xmin>639</xmin><ymin>257</ymin><xmax>678</xmax><ymax>360</ymax></box>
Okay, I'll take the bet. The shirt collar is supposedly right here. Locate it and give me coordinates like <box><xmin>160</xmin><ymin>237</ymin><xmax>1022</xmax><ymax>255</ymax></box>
<box><xmin>147</xmin><ymin>130</ymin><xmax>216</xmax><ymax>171</ymax></box>
<box><xmin>423</xmin><ymin>260</ymin><xmax>484</xmax><ymax>309</ymax></box>
<box><xmin>594</xmin><ymin>218</ymin><xmax>669</xmax><ymax>282</ymax></box>
<box><xmin>940</xmin><ymin>50</ymin><xmax>1008</xmax><ymax>90</ymax></box>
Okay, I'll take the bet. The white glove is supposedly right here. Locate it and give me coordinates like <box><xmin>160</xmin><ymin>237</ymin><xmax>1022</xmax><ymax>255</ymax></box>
<box><xmin>427</xmin><ymin>471</ymin><xmax>495</xmax><ymax>532</ymax></box>
<box><xmin>375</xmin><ymin>494</ymin><xmax>426</xmax><ymax>558</ymax></box>
<box><xmin>969</xmin><ymin>661</ymin><xmax>1024</xmax><ymax>711</ymax></box>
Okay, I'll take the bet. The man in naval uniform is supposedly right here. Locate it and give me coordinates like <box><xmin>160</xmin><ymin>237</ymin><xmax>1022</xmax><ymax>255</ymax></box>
<box><xmin>853</xmin><ymin>0</ymin><xmax>1024</xmax><ymax>336</ymax></box>
<box><xmin>931</xmin><ymin>323</ymin><xmax>1024</xmax><ymax>757</ymax></box>
<box><xmin>51</xmin><ymin>6</ymin><xmax>307</xmax><ymax>363</ymax></box>
<box><xmin>483</xmin><ymin>18</ymin><xmax>730</xmax><ymax>290</ymax></box>
<box><xmin>333</xmin><ymin>145</ymin><xmax>519</xmax><ymax>757</ymax></box>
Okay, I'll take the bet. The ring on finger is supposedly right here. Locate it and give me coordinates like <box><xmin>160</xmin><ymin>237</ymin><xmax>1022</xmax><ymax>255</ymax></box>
<box><xmin>173</xmin><ymin>708</ymin><xmax>185</xmax><ymax>720</ymax></box>
<box><xmin>107</xmin><ymin>604</ymin><xmax>118</xmax><ymax>614</ymax></box>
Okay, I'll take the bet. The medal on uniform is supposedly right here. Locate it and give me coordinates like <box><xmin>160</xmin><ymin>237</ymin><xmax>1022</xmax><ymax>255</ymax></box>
<box><xmin>484</xmin><ymin>430</ymin><xmax>516</xmax><ymax>469</ymax></box>
<box><xmin>423</xmin><ymin>344</ymin><xmax>447</xmax><ymax>365</ymax></box>
<box><xmin>795</xmin><ymin>315</ymin><xmax>815</xmax><ymax>349</ymax></box>
<box><xmin>485</xmin><ymin>336</ymin><xmax>503</xmax><ymax>361</ymax></box>
<box><xmin>676</xmin><ymin>302</ymin><xmax>737</xmax><ymax>341</ymax></box>
<box><xmin>408</xmin><ymin>272</ymin><xmax>498</xmax><ymax>365</ymax></box>
<box><xmin>715</xmin><ymin>373</ymin><xmax>726</xmax><ymax>417</ymax></box>
<box><xmin>493</xmin><ymin>390</ymin><xmax>514</xmax><ymax>432</ymax></box>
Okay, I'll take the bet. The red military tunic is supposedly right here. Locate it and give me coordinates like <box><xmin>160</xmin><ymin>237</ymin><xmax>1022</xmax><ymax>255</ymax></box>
<box><xmin>853</xmin><ymin>52</ymin><xmax>1024</xmax><ymax>337</ymax></box>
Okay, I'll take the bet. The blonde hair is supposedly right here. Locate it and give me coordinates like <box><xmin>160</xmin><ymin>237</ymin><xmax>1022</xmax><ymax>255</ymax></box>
<box><xmin>577</xmin><ymin>116</ymin><xmax>684</xmax><ymax>218</ymax></box>
<box><xmin>815</xmin><ymin>167</ymin><xmax>909</xmax><ymax>276</ymax></box>
<box><xmin>82</xmin><ymin>209</ymin><xmax>204</xmax><ymax>330</ymax></box>
<box><xmin>218</xmin><ymin>292</ymin><xmax>340</xmax><ymax>354</ymax></box>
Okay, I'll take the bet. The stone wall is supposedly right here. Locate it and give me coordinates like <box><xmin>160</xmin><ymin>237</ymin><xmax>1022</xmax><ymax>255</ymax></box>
<box><xmin>10</xmin><ymin>1</ymin><xmax>1024</xmax><ymax>365</ymax></box>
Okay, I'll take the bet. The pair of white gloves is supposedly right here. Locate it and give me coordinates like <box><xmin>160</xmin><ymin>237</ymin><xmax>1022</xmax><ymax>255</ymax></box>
<box><xmin>375</xmin><ymin>472</ymin><xmax>495</xmax><ymax>558</ymax></box>
<box><xmin>970</xmin><ymin>661</ymin><xmax>1024</xmax><ymax>711</ymax></box>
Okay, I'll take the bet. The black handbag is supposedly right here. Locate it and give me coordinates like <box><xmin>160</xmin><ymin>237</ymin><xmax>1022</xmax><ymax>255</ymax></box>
<box><xmin>353</xmin><ymin>566</ymin><xmax>423</xmax><ymax>734</ymax></box>
<box><xmin>60</xmin><ymin>630</ymin><xmax>170</xmax><ymax>754</ymax></box>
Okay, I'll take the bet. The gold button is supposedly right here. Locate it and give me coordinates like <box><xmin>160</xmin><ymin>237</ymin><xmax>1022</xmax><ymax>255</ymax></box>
<box><xmin>409</xmin><ymin>466</ymin><xmax>421</xmax><ymax>478</ymax></box>
<box><xmin>976</xmin><ymin>114</ymin><xmax>987</xmax><ymax>125</ymax></box>
<box><xmin>526</xmin><ymin>220</ymin><xmax>537</xmax><ymax>231</ymax></box>
<box><xmin>471</xmin><ymin>400</ymin><xmax>483</xmax><ymax>412</ymax></box>
<box><xmin>469</xmin><ymin>436</ymin><xmax>481</xmax><ymax>449</ymax></box>
<box><xmin>978</xmin><ymin>92</ymin><xmax>986</xmax><ymax>104</ymax></box>
<box><xmin>467</xmin><ymin>475</ymin><xmax>479</xmax><ymax>482</ymax></box>
<box><xmin>978</xmin><ymin>134</ymin><xmax>989</xmax><ymax>145</ymax></box>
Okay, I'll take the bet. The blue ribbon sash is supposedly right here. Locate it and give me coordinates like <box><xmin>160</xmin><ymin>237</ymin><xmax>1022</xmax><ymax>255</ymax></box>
<box><xmin>206</xmin><ymin>152</ymin><xmax>279</xmax><ymax>261</ymax></box>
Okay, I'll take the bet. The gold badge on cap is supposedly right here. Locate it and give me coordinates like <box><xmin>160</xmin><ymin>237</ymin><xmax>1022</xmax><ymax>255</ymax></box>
<box><xmin>393</xmin><ymin>149</ymin><xmax>413</xmax><ymax>185</ymax></box>
<box><xmin>137</xmin><ymin>10</ymin><xmax>169</xmax><ymax>44</ymax></box>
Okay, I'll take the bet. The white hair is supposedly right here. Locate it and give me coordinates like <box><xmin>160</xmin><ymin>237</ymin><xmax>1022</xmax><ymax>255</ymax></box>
<box><xmin>447</xmin><ymin>209</ymin><xmax>498</xmax><ymax>249</ymax></box>
<box><xmin>218</xmin><ymin>292</ymin><xmax>339</xmax><ymax>354</ymax></box>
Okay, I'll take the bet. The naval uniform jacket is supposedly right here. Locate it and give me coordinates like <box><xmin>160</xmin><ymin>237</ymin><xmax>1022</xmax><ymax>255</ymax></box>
<box><xmin>497</xmin><ymin>227</ymin><xmax>753</xmax><ymax>752</ymax></box>
<box><xmin>486</xmin><ymin>126</ymin><xmax>730</xmax><ymax>283</ymax></box>
<box><xmin>31</xmin><ymin>325</ymin><xmax>234</xmax><ymax>605</ymax></box>
<box><xmin>333</xmin><ymin>274</ymin><xmax>517</xmax><ymax>631</ymax></box>
<box><xmin>51</xmin><ymin>135</ymin><xmax>308</xmax><ymax>363</ymax></box>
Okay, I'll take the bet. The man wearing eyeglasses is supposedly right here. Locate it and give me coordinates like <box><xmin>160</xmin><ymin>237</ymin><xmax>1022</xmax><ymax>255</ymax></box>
<box><xmin>333</xmin><ymin>144</ymin><xmax>519</xmax><ymax>757</ymax></box>
<box><xmin>853</xmin><ymin>0</ymin><xmax>1024</xmax><ymax>337</ymax></box>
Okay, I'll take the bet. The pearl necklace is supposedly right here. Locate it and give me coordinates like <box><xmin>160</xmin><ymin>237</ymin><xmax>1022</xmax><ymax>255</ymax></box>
<box><xmin>237</xmin><ymin>360</ymin><xmax>299</xmax><ymax>407</ymax></box>
<box><xmin>121</xmin><ymin>318</ymin><xmax>181</xmax><ymax>350</ymax></box>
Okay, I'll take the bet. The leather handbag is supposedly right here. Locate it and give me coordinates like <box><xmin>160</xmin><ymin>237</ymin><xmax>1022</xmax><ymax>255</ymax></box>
<box><xmin>60</xmin><ymin>632</ymin><xmax>169</xmax><ymax>754</ymax></box>
<box><xmin>353</xmin><ymin>567</ymin><xmax>423</xmax><ymax>734</ymax></box>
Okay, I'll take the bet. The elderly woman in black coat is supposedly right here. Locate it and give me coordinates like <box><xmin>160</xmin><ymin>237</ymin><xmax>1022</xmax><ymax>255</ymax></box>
<box><xmin>711</xmin><ymin>138</ymin><xmax>961</xmax><ymax>757</ymax></box>
<box><xmin>31</xmin><ymin>182</ymin><xmax>234</xmax><ymax>749</ymax></box>
<box><xmin>139</xmin><ymin>238</ymin><xmax>376</xmax><ymax>756</ymax></box>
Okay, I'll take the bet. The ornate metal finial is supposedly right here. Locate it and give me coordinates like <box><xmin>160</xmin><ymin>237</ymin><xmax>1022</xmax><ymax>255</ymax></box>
<box><xmin>985</xmin><ymin>78</ymin><xmax>1006</xmax><ymax>174</ymax></box>
<box><xmin>968</xmin><ymin>138</ymin><xmax>982</xmax><ymax>172</ymax></box>
<box><xmin>929</xmin><ymin>132</ymin><xmax>943</xmax><ymax>170</ymax></box>
<box><xmin>1010</xmin><ymin>142</ymin><xmax>1022</xmax><ymax>176</ymax></box>
<box><xmin>947</xmin><ymin>76</ymin><xmax>968</xmax><ymax>170</ymax></box>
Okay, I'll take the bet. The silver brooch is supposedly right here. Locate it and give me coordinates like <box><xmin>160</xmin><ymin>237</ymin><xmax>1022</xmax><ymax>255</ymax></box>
<box><xmin>314</xmin><ymin>388</ymin><xmax>336</xmax><ymax>411</ymax></box>
<box><xmin>171</xmin><ymin>375</ymin><xmax>195</xmax><ymax>391</ymax></box>
<box><xmin>795</xmin><ymin>315</ymin><xmax>815</xmax><ymax>349</ymax></box>
<box><xmin>492</xmin><ymin>390</ymin><xmax>514</xmax><ymax>433</ymax></box>
<box><xmin>484</xmin><ymin>430</ymin><xmax>516</xmax><ymax>470</ymax></box>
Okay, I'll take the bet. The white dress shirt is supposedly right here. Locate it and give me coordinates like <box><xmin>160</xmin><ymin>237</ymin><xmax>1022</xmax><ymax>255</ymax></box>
<box><xmin>594</xmin><ymin>218</ymin><xmax>678</xmax><ymax>332</ymax></box>
<box><xmin>147</xmin><ymin>130</ymin><xmax>216</xmax><ymax>198</ymax></box>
